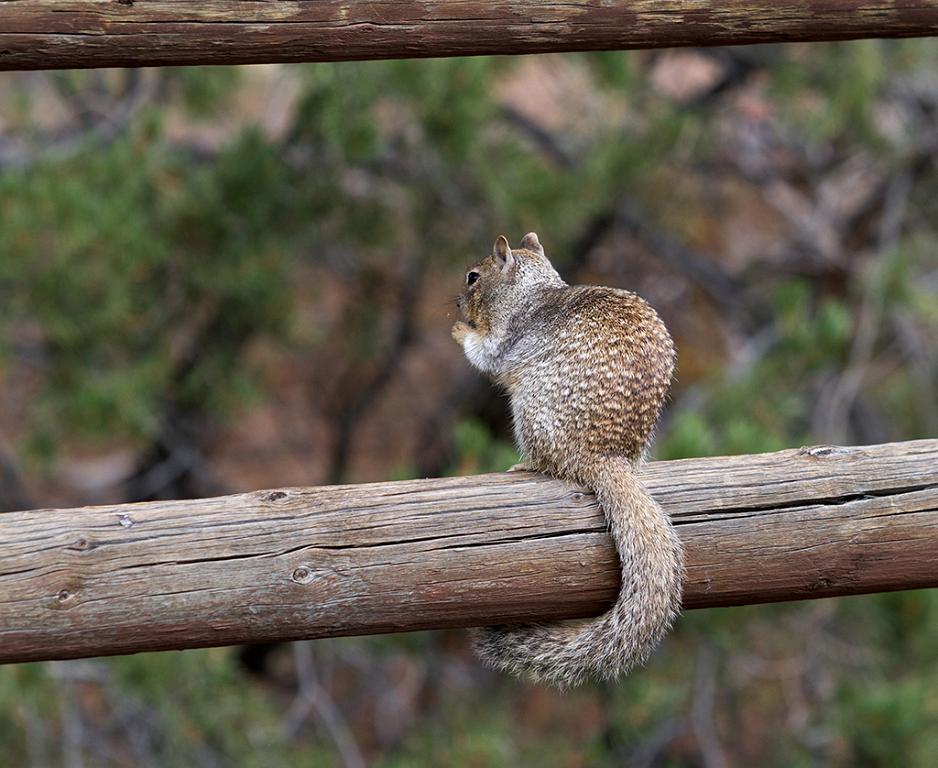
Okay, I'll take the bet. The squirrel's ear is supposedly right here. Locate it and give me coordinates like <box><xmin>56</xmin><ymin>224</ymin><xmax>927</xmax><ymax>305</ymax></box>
<box><xmin>520</xmin><ymin>232</ymin><xmax>543</xmax><ymax>254</ymax></box>
<box><xmin>493</xmin><ymin>235</ymin><xmax>515</xmax><ymax>271</ymax></box>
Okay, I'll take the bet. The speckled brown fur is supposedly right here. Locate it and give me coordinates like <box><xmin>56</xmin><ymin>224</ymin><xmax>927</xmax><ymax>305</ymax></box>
<box><xmin>452</xmin><ymin>233</ymin><xmax>685</xmax><ymax>688</ymax></box>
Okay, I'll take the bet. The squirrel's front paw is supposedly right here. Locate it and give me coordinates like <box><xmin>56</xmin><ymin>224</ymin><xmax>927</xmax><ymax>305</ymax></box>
<box><xmin>451</xmin><ymin>320</ymin><xmax>471</xmax><ymax>344</ymax></box>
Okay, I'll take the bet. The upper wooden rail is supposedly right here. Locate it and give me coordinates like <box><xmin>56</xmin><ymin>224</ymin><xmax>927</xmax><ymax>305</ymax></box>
<box><xmin>1</xmin><ymin>439</ymin><xmax>936</xmax><ymax>664</ymax></box>
<box><xmin>1</xmin><ymin>1</ymin><xmax>938</xmax><ymax>72</ymax></box>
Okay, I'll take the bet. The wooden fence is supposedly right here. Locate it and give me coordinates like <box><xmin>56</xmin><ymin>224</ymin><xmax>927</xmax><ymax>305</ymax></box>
<box><xmin>1</xmin><ymin>0</ymin><xmax>936</xmax><ymax>669</ymax></box>
<box><xmin>1</xmin><ymin>1</ymin><xmax>938</xmax><ymax>71</ymax></box>
<box><xmin>2</xmin><ymin>440</ymin><xmax>936</xmax><ymax>664</ymax></box>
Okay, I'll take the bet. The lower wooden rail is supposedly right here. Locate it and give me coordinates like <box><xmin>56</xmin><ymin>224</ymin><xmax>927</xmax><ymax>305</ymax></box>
<box><xmin>1</xmin><ymin>439</ymin><xmax>936</xmax><ymax>664</ymax></box>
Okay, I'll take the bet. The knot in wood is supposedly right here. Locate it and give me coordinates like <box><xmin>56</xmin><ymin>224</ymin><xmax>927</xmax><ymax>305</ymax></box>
<box><xmin>53</xmin><ymin>588</ymin><xmax>78</xmax><ymax>608</ymax></box>
<box><xmin>799</xmin><ymin>444</ymin><xmax>850</xmax><ymax>458</ymax></box>
<box><xmin>291</xmin><ymin>565</ymin><xmax>316</xmax><ymax>585</ymax></box>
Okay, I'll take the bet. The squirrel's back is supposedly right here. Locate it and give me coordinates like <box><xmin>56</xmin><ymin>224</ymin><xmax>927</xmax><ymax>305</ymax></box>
<box><xmin>508</xmin><ymin>285</ymin><xmax>675</xmax><ymax>483</ymax></box>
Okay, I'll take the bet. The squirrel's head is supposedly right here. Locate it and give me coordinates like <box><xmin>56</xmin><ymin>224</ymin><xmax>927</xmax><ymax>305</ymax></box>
<box><xmin>456</xmin><ymin>232</ymin><xmax>564</xmax><ymax>334</ymax></box>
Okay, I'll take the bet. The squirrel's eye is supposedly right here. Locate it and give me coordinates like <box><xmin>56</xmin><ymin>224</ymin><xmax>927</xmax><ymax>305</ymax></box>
<box><xmin>466</xmin><ymin>271</ymin><xmax>480</xmax><ymax>287</ymax></box>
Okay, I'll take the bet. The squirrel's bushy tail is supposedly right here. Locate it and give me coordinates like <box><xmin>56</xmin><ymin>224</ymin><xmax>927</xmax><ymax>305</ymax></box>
<box><xmin>473</xmin><ymin>457</ymin><xmax>684</xmax><ymax>689</ymax></box>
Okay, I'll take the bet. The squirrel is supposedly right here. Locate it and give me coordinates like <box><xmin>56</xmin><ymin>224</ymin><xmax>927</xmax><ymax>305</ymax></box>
<box><xmin>451</xmin><ymin>232</ymin><xmax>684</xmax><ymax>689</ymax></box>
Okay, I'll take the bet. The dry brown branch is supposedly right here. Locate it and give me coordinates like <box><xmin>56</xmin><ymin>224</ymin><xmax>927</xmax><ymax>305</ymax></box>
<box><xmin>284</xmin><ymin>642</ymin><xmax>366</xmax><ymax>768</ymax></box>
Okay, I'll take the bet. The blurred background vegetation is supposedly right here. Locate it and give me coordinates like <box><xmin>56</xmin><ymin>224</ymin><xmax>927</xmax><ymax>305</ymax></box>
<box><xmin>1</xmin><ymin>40</ymin><xmax>937</xmax><ymax>767</ymax></box>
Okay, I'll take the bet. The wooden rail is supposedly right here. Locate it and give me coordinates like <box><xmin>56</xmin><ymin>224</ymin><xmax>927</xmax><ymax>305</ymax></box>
<box><xmin>1</xmin><ymin>440</ymin><xmax>936</xmax><ymax>664</ymax></box>
<box><xmin>1</xmin><ymin>1</ymin><xmax>938</xmax><ymax>72</ymax></box>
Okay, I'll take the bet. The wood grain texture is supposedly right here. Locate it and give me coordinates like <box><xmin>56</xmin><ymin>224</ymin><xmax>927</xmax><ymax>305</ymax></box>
<box><xmin>1</xmin><ymin>440</ymin><xmax>936</xmax><ymax>664</ymax></box>
<box><xmin>1</xmin><ymin>1</ymin><xmax>937</xmax><ymax>71</ymax></box>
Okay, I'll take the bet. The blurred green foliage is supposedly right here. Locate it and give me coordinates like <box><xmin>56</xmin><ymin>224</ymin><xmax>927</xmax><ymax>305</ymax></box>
<box><xmin>0</xmin><ymin>129</ymin><xmax>295</xmax><ymax>460</ymax></box>
<box><xmin>0</xmin><ymin>38</ymin><xmax>936</xmax><ymax>767</ymax></box>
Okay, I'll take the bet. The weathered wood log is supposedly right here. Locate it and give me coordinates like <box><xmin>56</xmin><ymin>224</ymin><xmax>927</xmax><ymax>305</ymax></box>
<box><xmin>1</xmin><ymin>1</ymin><xmax>937</xmax><ymax>72</ymax></box>
<box><xmin>1</xmin><ymin>439</ymin><xmax>936</xmax><ymax>664</ymax></box>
